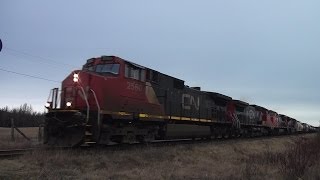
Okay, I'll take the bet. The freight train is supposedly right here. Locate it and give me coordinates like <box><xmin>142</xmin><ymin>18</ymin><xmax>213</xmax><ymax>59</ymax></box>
<box><xmin>44</xmin><ymin>56</ymin><xmax>317</xmax><ymax>147</ymax></box>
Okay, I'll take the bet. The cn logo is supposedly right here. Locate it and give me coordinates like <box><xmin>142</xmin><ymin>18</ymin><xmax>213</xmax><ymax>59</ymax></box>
<box><xmin>182</xmin><ymin>94</ymin><xmax>200</xmax><ymax>110</ymax></box>
<box><xmin>247</xmin><ymin>109</ymin><xmax>255</xmax><ymax>120</ymax></box>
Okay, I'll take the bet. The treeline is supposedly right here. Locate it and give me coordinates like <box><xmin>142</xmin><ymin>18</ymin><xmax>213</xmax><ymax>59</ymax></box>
<box><xmin>0</xmin><ymin>103</ymin><xmax>44</xmax><ymax>127</ymax></box>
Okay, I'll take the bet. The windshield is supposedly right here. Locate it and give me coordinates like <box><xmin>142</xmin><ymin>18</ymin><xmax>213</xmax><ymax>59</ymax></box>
<box><xmin>95</xmin><ymin>64</ymin><xmax>120</xmax><ymax>75</ymax></box>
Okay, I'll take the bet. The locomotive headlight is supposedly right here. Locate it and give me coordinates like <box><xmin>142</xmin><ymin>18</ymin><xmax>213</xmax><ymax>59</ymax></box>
<box><xmin>73</xmin><ymin>73</ymin><xmax>79</xmax><ymax>82</ymax></box>
<box><xmin>66</xmin><ymin>101</ymin><xmax>72</xmax><ymax>107</ymax></box>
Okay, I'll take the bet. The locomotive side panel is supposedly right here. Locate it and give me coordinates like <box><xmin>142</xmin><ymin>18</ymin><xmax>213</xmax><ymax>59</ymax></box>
<box><xmin>244</xmin><ymin>106</ymin><xmax>262</xmax><ymax>125</ymax></box>
<box><xmin>147</xmin><ymin>71</ymin><xmax>214</xmax><ymax>123</ymax></box>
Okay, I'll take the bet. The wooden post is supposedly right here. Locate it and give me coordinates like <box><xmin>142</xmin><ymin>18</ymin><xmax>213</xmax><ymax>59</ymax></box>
<box><xmin>38</xmin><ymin>125</ymin><xmax>43</xmax><ymax>142</ymax></box>
<box><xmin>11</xmin><ymin>118</ymin><xmax>15</xmax><ymax>142</ymax></box>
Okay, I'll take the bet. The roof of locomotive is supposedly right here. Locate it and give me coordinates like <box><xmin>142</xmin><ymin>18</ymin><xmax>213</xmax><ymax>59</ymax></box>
<box><xmin>268</xmin><ymin>110</ymin><xmax>278</xmax><ymax>114</ymax></box>
<box><xmin>122</xmin><ymin>57</ymin><xmax>185</xmax><ymax>83</ymax></box>
<box><xmin>205</xmin><ymin>92</ymin><xmax>232</xmax><ymax>101</ymax></box>
<box><xmin>87</xmin><ymin>55</ymin><xmax>185</xmax><ymax>83</ymax></box>
<box><xmin>251</xmin><ymin>104</ymin><xmax>268</xmax><ymax>111</ymax></box>
<box><xmin>233</xmin><ymin>100</ymin><xmax>249</xmax><ymax>107</ymax></box>
<box><xmin>279</xmin><ymin>114</ymin><xmax>289</xmax><ymax>118</ymax></box>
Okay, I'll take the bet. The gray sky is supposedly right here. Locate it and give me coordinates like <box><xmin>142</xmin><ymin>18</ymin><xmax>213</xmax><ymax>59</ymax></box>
<box><xmin>1</xmin><ymin>0</ymin><xmax>319</xmax><ymax>126</ymax></box>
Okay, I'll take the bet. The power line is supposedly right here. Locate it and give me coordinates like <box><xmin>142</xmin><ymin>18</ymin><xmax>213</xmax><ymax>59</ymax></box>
<box><xmin>7</xmin><ymin>52</ymin><xmax>69</xmax><ymax>71</ymax></box>
<box><xmin>0</xmin><ymin>67</ymin><xmax>60</xmax><ymax>83</ymax></box>
<box><xmin>3</xmin><ymin>47</ymin><xmax>79</xmax><ymax>69</ymax></box>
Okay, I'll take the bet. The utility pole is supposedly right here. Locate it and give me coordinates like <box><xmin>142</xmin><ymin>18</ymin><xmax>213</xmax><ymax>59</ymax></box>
<box><xmin>11</xmin><ymin>118</ymin><xmax>15</xmax><ymax>141</ymax></box>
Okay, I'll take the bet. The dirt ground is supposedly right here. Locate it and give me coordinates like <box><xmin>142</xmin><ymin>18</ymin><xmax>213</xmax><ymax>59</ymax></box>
<box><xmin>0</xmin><ymin>133</ymin><xmax>319</xmax><ymax>179</ymax></box>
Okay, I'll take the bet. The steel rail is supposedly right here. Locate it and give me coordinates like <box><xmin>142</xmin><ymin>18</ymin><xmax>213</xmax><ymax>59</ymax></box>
<box><xmin>0</xmin><ymin>148</ymin><xmax>36</xmax><ymax>158</ymax></box>
<box><xmin>0</xmin><ymin>133</ymin><xmax>315</xmax><ymax>158</ymax></box>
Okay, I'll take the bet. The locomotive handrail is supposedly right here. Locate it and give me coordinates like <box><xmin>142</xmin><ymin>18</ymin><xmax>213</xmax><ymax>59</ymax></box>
<box><xmin>90</xmin><ymin>89</ymin><xmax>101</xmax><ymax>129</ymax></box>
<box><xmin>46</xmin><ymin>88</ymin><xmax>62</xmax><ymax>109</ymax></box>
<box><xmin>79</xmin><ymin>86</ymin><xmax>90</xmax><ymax>123</ymax></box>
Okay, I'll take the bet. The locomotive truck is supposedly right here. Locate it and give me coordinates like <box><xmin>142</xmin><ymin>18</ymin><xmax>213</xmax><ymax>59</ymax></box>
<box><xmin>44</xmin><ymin>56</ymin><xmax>315</xmax><ymax>147</ymax></box>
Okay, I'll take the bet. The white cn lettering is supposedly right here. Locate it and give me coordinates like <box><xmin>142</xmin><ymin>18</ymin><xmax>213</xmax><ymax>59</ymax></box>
<box><xmin>182</xmin><ymin>94</ymin><xmax>200</xmax><ymax>111</ymax></box>
<box><xmin>191</xmin><ymin>96</ymin><xmax>200</xmax><ymax>111</ymax></box>
<box><xmin>182</xmin><ymin>94</ymin><xmax>191</xmax><ymax>110</ymax></box>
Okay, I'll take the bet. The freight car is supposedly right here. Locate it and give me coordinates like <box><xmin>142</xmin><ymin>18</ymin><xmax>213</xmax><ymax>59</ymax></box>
<box><xmin>44</xmin><ymin>56</ymin><xmax>315</xmax><ymax>147</ymax></box>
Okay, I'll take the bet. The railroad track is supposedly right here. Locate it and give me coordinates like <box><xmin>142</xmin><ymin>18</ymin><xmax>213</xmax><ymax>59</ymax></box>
<box><xmin>0</xmin><ymin>148</ymin><xmax>36</xmax><ymax>158</ymax></box>
<box><xmin>0</xmin><ymin>133</ymin><xmax>314</xmax><ymax>157</ymax></box>
<box><xmin>82</xmin><ymin>133</ymin><xmax>315</xmax><ymax>152</ymax></box>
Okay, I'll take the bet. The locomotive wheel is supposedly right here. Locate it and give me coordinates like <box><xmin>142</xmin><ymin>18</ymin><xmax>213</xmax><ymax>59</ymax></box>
<box><xmin>244</xmin><ymin>129</ymin><xmax>250</xmax><ymax>138</ymax></box>
<box><xmin>215</xmin><ymin>128</ymin><xmax>222</xmax><ymax>139</ymax></box>
<box><xmin>145</xmin><ymin>132</ymin><xmax>155</xmax><ymax>142</ymax></box>
<box><xmin>236</xmin><ymin>133</ymin><xmax>241</xmax><ymax>138</ymax></box>
<box><xmin>137</xmin><ymin>135</ymin><xmax>146</xmax><ymax>143</ymax></box>
<box><xmin>137</xmin><ymin>130</ymin><xmax>156</xmax><ymax>143</ymax></box>
<box><xmin>223</xmin><ymin>132</ymin><xmax>230</xmax><ymax>139</ymax></box>
<box><xmin>222</xmin><ymin>128</ymin><xmax>230</xmax><ymax>139</ymax></box>
<box><xmin>126</xmin><ymin>132</ymin><xmax>136</xmax><ymax>144</ymax></box>
<box><xmin>112</xmin><ymin>135</ymin><xmax>124</xmax><ymax>144</ymax></box>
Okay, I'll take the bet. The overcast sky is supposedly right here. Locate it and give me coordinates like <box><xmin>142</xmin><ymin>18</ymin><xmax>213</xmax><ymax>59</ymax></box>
<box><xmin>1</xmin><ymin>1</ymin><xmax>319</xmax><ymax>126</ymax></box>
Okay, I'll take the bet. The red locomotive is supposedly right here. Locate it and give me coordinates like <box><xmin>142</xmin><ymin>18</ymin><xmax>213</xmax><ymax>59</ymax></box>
<box><xmin>44</xmin><ymin>56</ymin><xmax>316</xmax><ymax>146</ymax></box>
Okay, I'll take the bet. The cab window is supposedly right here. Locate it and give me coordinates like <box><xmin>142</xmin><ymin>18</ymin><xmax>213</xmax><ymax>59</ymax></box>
<box><xmin>125</xmin><ymin>64</ymin><xmax>145</xmax><ymax>81</ymax></box>
<box><xmin>96</xmin><ymin>64</ymin><xmax>120</xmax><ymax>75</ymax></box>
<box><xmin>82</xmin><ymin>64</ymin><xmax>95</xmax><ymax>71</ymax></box>
<box><xmin>146</xmin><ymin>70</ymin><xmax>160</xmax><ymax>83</ymax></box>
<box><xmin>87</xmin><ymin>66</ymin><xmax>95</xmax><ymax>71</ymax></box>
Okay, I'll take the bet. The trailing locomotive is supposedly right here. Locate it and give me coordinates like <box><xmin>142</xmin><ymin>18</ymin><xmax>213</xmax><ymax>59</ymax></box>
<box><xmin>44</xmin><ymin>56</ymin><xmax>316</xmax><ymax>147</ymax></box>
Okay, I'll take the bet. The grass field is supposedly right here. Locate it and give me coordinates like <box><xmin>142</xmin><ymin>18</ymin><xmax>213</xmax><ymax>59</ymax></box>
<box><xmin>0</xmin><ymin>127</ymin><xmax>41</xmax><ymax>150</ymax></box>
<box><xmin>0</xmin><ymin>133</ymin><xmax>319</xmax><ymax>179</ymax></box>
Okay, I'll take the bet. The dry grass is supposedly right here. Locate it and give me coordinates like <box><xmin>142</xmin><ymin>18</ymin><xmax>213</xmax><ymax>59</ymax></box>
<box><xmin>0</xmin><ymin>127</ymin><xmax>41</xmax><ymax>150</ymax></box>
<box><xmin>243</xmin><ymin>133</ymin><xmax>320</xmax><ymax>180</ymax></box>
<box><xmin>0</xmin><ymin>133</ymin><xmax>318</xmax><ymax>179</ymax></box>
